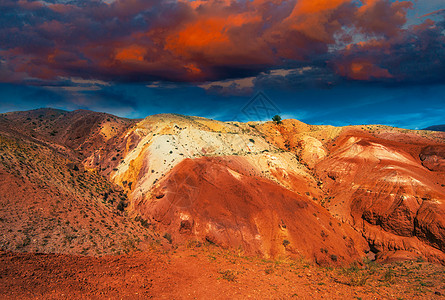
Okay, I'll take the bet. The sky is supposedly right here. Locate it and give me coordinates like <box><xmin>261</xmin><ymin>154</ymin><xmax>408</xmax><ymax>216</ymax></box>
<box><xmin>0</xmin><ymin>0</ymin><xmax>444</xmax><ymax>129</ymax></box>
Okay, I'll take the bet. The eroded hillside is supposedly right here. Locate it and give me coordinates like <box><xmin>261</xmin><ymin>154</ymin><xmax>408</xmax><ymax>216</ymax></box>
<box><xmin>1</xmin><ymin>109</ymin><xmax>445</xmax><ymax>265</ymax></box>
<box><xmin>78</xmin><ymin>112</ymin><xmax>445</xmax><ymax>264</ymax></box>
<box><xmin>0</xmin><ymin>111</ymin><xmax>153</xmax><ymax>256</ymax></box>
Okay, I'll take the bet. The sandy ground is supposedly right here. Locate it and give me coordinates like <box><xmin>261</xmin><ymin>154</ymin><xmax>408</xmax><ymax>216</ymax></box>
<box><xmin>1</xmin><ymin>245</ymin><xmax>444</xmax><ymax>299</ymax></box>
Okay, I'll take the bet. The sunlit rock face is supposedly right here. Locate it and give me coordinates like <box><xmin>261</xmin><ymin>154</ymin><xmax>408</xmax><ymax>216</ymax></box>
<box><xmin>2</xmin><ymin>109</ymin><xmax>445</xmax><ymax>264</ymax></box>
<box><xmin>315</xmin><ymin>129</ymin><xmax>445</xmax><ymax>262</ymax></box>
<box><xmin>92</xmin><ymin>114</ymin><xmax>445</xmax><ymax>263</ymax></box>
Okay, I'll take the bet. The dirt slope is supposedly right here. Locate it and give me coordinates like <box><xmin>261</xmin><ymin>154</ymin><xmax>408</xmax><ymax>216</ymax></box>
<box><xmin>0</xmin><ymin>118</ymin><xmax>153</xmax><ymax>256</ymax></box>
<box><xmin>137</xmin><ymin>156</ymin><xmax>367</xmax><ymax>264</ymax></box>
<box><xmin>1</xmin><ymin>245</ymin><xmax>444</xmax><ymax>300</ymax></box>
<box><xmin>1</xmin><ymin>108</ymin><xmax>136</xmax><ymax>160</ymax></box>
<box><xmin>1</xmin><ymin>109</ymin><xmax>445</xmax><ymax>265</ymax></box>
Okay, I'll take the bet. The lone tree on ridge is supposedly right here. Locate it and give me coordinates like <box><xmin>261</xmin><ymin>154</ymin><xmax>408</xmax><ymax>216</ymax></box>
<box><xmin>272</xmin><ymin>115</ymin><xmax>282</xmax><ymax>124</ymax></box>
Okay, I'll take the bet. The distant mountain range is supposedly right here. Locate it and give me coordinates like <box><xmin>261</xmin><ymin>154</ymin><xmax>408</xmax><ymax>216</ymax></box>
<box><xmin>424</xmin><ymin>125</ymin><xmax>445</xmax><ymax>132</ymax></box>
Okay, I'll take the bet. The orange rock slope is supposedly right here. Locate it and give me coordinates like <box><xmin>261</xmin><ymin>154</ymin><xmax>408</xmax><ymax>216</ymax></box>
<box><xmin>1</xmin><ymin>109</ymin><xmax>445</xmax><ymax>264</ymax></box>
<box><xmin>314</xmin><ymin>128</ymin><xmax>445</xmax><ymax>262</ymax></box>
<box><xmin>137</xmin><ymin>156</ymin><xmax>367</xmax><ymax>265</ymax></box>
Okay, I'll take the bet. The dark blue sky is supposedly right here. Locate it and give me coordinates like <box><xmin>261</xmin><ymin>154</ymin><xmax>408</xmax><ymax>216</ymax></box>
<box><xmin>0</xmin><ymin>0</ymin><xmax>444</xmax><ymax>129</ymax></box>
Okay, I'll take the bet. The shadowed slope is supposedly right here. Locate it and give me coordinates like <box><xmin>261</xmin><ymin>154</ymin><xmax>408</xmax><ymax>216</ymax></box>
<box><xmin>0</xmin><ymin>122</ymin><xmax>153</xmax><ymax>256</ymax></box>
<box><xmin>1</xmin><ymin>108</ymin><xmax>136</xmax><ymax>160</ymax></box>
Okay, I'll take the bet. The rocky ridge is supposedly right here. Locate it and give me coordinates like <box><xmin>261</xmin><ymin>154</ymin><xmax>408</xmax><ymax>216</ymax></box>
<box><xmin>1</xmin><ymin>109</ymin><xmax>445</xmax><ymax>264</ymax></box>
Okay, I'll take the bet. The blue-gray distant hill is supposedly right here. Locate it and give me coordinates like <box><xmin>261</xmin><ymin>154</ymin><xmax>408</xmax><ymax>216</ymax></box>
<box><xmin>423</xmin><ymin>125</ymin><xmax>445</xmax><ymax>132</ymax></box>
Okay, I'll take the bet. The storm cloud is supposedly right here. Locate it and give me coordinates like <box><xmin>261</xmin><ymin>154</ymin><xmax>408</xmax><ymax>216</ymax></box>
<box><xmin>1</xmin><ymin>0</ymin><xmax>443</xmax><ymax>85</ymax></box>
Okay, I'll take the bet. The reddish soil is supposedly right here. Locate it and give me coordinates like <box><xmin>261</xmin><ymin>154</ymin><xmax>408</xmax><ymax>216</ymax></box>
<box><xmin>0</xmin><ymin>124</ymin><xmax>153</xmax><ymax>256</ymax></box>
<box><xmin>1</xmin><ymin>109</ymin><xmax>445</xmax><ymax>299</ymax></box>
<box><xmin>315</xmin><ymin>128</ymin><xmax>445</xmax><ymax>262</ymax></box>
<box><xmin>1</xmin><ymin>108</ymin><xmax>135</xmax><ymax>155</ymax></box>
<box><xmin>138</xmin><ymin>156</ymin><xmax>368</xmax><ymax>264</ymax></box>
<box><xmin>1</xmin><ymin>245</ymin><xmax>444</xmax><ymax>300</ymax></box>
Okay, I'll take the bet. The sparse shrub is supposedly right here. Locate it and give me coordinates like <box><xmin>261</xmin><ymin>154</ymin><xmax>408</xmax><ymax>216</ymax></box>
<box><xmin>65</xmin><ymin>234</ymin><xmax>77</xmax><ymax>243</ymax></box>
<box><xmin>117</xmin><ymin>200</ymin><xmax>127</xmax><ymax>212</ymax></box>
<box><xmin>186</xmin><ymin>240</ymin><xmax>202</xmax><ymax>248</ymax></box>
<box><xmin>380</xmin><ymin>269</ymin><xmax>395</xmax><ymax>283</ymax></box>
<box><xmin>135</xmin><ymin>216</ymin><xmax>150</xmax><ymax>228</ymax></box>
<box><xmin>282</xmin><ymin>239</ymin><xmax>290</xmax><ymax>247</ymax></box>
<box><xmin>16</xmin><ymin>236</ymin><xmax>31</xmax><ymax>249</ymax></box>
<box><xmin>340</xmin><ymin>263</ymin><xmax>369</xmax><ymax>286</ymax></box>
<box><xmin>121</xmin><ymin>237</ymin><xmax>140</xmax><ymax>253</ymax></box>
<box><xmin>163</xmin><ymin>233</ymin><xmax>172</xmax><ymax>244</ymax></box>
<box><xmin>219</xmin><ymin>270</ymin><xmax>237</xmax><ymax>282</ymax></box>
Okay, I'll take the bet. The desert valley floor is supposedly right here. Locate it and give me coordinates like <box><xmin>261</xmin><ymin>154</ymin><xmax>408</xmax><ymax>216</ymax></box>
<box><xmin>0</xmin><ymin>108</ymin><xmax>444</xmax><ymax>299</ymax></box>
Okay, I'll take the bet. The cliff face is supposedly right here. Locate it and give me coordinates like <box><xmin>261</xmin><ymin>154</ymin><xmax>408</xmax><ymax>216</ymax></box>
<box><xmin>1</xmin><ymin>109</ymin><xmax>445</xmax><ymax>264</ymax></box>
<box><xmin>315</xmin><ymin>129</ymin><xmax>445</xmax><ymax>262</ymax></box>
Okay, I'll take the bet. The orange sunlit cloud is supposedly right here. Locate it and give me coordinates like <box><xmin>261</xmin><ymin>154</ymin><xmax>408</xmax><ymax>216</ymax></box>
<box><xmin>341</xmin><ymin>61</ymin><xmax>393</xmax><ymax>80</ymax></box>
<box><xmin>165</xmin><ymin>18</ymin><xmax>231</xmax><ymax>56</ymax></box>
<box><xmin>115</xmin><ymin>45</ymin><xmax>146</xmax><ymax>62</ymax></box>
<box><xmin>0</xmin><ymin>0</ymin><xmax>442</xmax><ymax>85</ymax></box>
